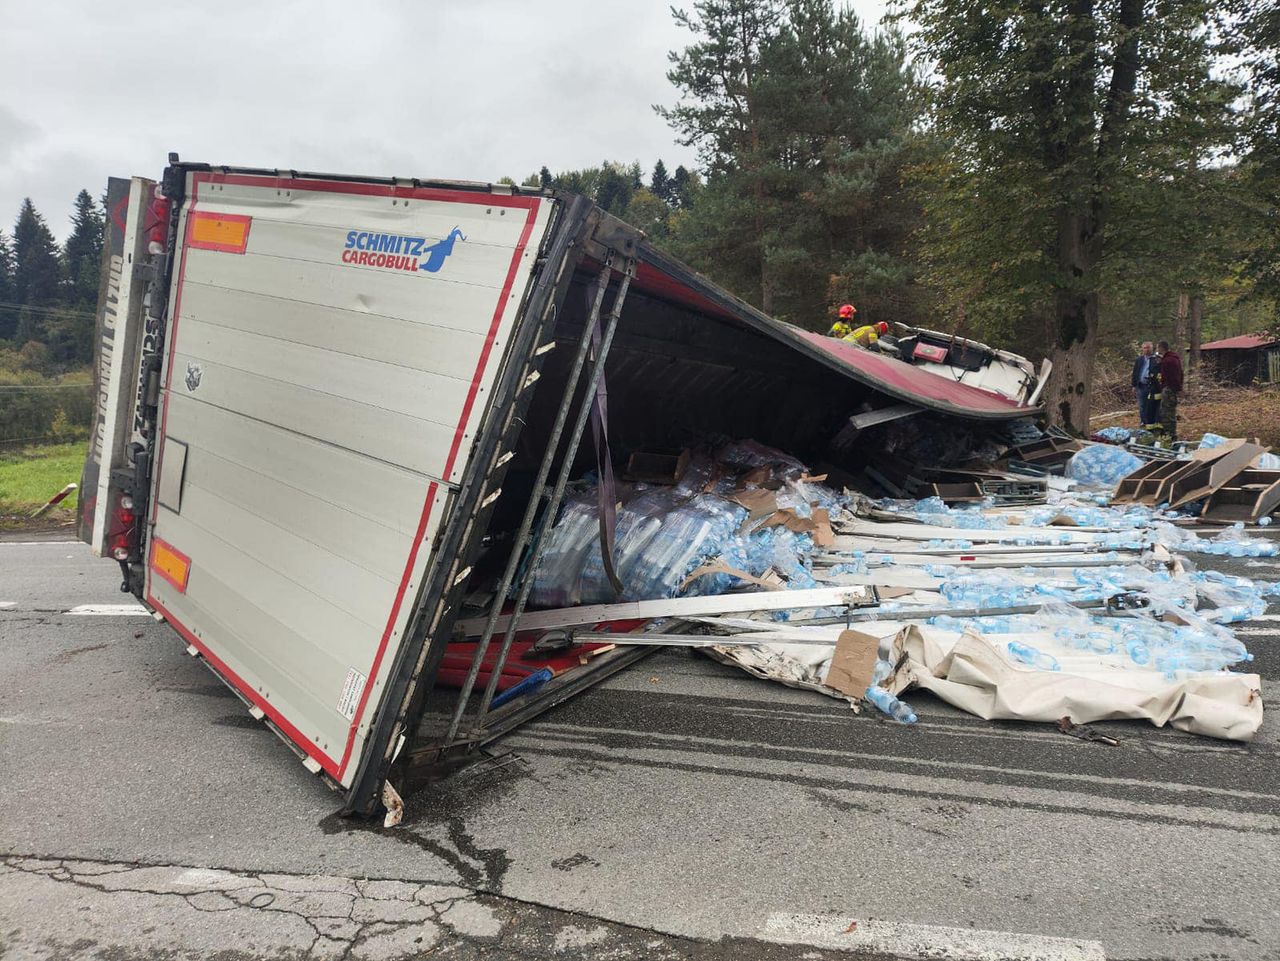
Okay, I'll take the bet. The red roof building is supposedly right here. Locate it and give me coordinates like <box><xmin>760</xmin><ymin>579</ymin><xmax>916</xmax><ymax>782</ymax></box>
<box><xmin>1199</xmin><ymin>333</ymin><xmax>1279</xmax><ymax>385</ymax></box>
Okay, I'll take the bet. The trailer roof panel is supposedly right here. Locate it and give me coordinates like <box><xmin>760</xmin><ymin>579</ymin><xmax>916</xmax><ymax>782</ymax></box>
<box><xmin>631</xmin><ymin>247</ymin><xmax>1034</xmax><ymax>420</ymax></box>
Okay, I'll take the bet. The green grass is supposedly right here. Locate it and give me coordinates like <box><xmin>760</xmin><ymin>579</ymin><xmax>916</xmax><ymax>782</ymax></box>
<box><xmin>0</xmin><ymin>442</ymin><xmax>87</xmax><ymax>519</ymax></box>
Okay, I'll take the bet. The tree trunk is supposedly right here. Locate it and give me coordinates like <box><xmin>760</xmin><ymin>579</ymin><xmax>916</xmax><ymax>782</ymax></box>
<box><xmin>761</xmin><ymin>257</ymin><xmax>774</xmax><ymax>315</ymax></box>
<box><xmin>1046</xmin><ymin>307</ymin><xmax>1100</xmax><ymax>432</ymax></box>
<box><xmin>1046</xmin><ymin>210</ymin><xmax>1100</xmax><ymax>434</ymax></box>
<box><xmin>1041</xmin><ymin>0</ymin><xmax>1140</xmax><ymax>435</ymax></box>
<box><xmin>1188</xmin><ymin>294</ymin><xmax>1203</xmax><ymax>369</ymax></box>
<box><xmin>1174</xmin><ymin>291</ymin><xmax>1189</xmax><ymax>348</ymax></box>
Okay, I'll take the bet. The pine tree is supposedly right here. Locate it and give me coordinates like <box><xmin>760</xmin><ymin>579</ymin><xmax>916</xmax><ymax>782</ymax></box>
<box><xmin>0</xmin><ymin>230</ymin><xmax>14</xmax><ymax>340</ymax></box>
<box><xmin>539</xmin><ymin>166</ymin><xmax>554</xmax><ymax>189</ymax></box>
<box><xmin>13</xmin><ymin>199</ymin><xmax>61</xmax><ymax>307</ymax></box>
<box><xmin>659</xmin><ymin>0</ymin><xmax>786</xmax><ymax>312</ymax></box>
<box><xmin>593</xmin><ymin>161</ymin><xmax>636</xmax><ymax>216</ymax></box>
<box><xmin>660</xmin><ymin>0</ymin><xmax>921</xmax><ymax>324</ymax></box>
<box><xmin>63</xmin><ymin>189</ymin><xmax>105</xmax><ymax>312</ymax></box>
<box><xmin>651</xmin><ymin>159</ymin><xmax>672</xmax><ymax>204</ymax></box>
<box><xmin>10</xmin><ymin>199</ymin><xmax>61</xmax><ymax>346</ymax></box>
<box><xmin>671</xmin><ymin>166</ymin><xmax>696</xmax><ymax>209</ymax></box>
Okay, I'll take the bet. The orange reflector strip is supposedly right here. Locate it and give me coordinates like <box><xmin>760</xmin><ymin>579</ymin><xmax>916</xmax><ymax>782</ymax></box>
<box><xmin>151</xmin><ymin>538</ymin><xmax>192</xmax><ymax>593</ymax></box>
<box><xmin>186</xmin><ymin>211</ymin><xmax>251</xmax><ymax>254</ymax></box>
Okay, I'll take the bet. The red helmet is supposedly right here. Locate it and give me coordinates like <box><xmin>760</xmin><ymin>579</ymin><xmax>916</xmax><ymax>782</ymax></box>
<box><xmin>838</xmin><ymin>304</ymin><xmax>856</xmax><ymax>319</ymax></box>
<box><xmin>877</xmin><ymin>322</ymin><xmax>889</xmax><ymax>334</ymax></box>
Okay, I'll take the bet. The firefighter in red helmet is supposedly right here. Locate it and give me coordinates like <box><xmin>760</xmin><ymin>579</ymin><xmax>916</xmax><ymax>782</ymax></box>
<box><xmin>827</xmin><ymin>303</ymin><xmax>857</xmax><ymax>339</ymax></box>
<box><xmin>847</xmin><ymin>320</ymin><xmax>889</xmax><ymax>348</ymax></box>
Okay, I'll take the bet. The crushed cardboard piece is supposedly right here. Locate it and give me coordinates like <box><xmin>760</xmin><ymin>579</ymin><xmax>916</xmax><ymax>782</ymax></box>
<box><xmin>822</xmin><ymin>630</ymin><xmax>881</xmax><ymax>698</ymax></box>
<box><xmin>681</xmin><ymin>560</ymin><xmax>786</xmax><ymax>592</ymax></box>
<box><xmin>739</xmin><ymin>465</ymin><xmax>776</xmax><ymax>489</ymax></box>
<box><xmin>759</xmin><ymin>507</ymin><xmax>836</xmax><ymax>547</ymax></box>
<box><xmin>730</xmin><ymin>489</ymin><xmax>780</xmax><ymax>533</ymax></box>
<box><xmin>876</xmin><ymin>586</ymin><xmax>915</xmax><ymax>599</ymax></box>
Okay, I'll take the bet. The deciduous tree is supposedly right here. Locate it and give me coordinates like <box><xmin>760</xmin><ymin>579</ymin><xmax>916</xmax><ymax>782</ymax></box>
<box><xmin>901</xmin><ymin>0</ymin><xmax>1244</xmax><ymax>430</ymax></box>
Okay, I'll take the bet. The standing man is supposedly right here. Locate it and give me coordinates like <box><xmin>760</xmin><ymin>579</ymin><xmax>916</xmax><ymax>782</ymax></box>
<box><xmin>1157</xmin><ymin>340</ymin><xmax>1184</xmax><ymax>441</ymax></box>
<box><xmin>1131</xmin><ymin>341</ymin><xmax>1158</xmax><ymax>427</ymax></box>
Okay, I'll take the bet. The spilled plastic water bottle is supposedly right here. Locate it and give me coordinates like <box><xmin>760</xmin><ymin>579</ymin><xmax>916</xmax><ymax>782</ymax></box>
<box><xmin>1006</xmin><ymin>641</ymin><xmax>1061</xmax><ymax>671</ymax></box>
<box><xmin>864</xmin><ymin>686</ymin><xmax>918</xmax><ymax>724</ymax></box>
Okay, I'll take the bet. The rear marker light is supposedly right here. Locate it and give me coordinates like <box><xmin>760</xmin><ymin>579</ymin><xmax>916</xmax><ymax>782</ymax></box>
<box><xmin>186</xmin><ymin>211</ymin><xmax>252</xmax><ymax>254</ymax></box>
<box><xmin>150</xmin><ymin>539</ymin><xmax>192</xmax><ymax>593</ymax></box>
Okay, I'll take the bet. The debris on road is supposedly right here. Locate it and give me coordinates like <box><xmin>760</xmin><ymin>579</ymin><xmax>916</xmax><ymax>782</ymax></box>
<box><xmin>28</xmin><ymin>482</ymin><xmax>77</xmax><ymax>519</ymax></box>
<box><xmin>465</xmin><ymin>432</ymin><xmax>1274</xmax><ymax>742</ymax></box>
<box><xmin>1058</xmin><ymin>716</ymin><xmax>1121</xmax><ymax>746</ymax></box>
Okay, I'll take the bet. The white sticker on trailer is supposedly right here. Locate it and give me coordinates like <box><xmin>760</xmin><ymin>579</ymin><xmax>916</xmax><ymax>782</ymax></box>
<box><xmin>337</xmin><ymin>668</ymin><xmax>368</xmax><ymax>721</ymax></box>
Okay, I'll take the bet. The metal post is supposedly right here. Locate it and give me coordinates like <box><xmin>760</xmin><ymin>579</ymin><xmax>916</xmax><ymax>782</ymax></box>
<box><xmin>470</xmin><ymin>264</ymin><xmax>634</xmax><ymax>732</ymax></box>
<box><xmin>440</xmin><ymin>265</ymin><xmax>616</xmax><ymax>743</ymax></box>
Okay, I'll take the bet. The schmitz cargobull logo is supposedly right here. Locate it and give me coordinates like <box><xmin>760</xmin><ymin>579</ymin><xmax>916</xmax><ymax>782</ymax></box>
<box><xmin>340</xmin><ymin>227</ymin><xmax>466</xmax><ymax>273</ymax></box>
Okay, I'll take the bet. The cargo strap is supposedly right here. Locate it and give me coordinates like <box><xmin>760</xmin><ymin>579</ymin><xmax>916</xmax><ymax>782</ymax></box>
<box><xmin>587</xmin><ymin>274</ymin><xmax>623</xmax><ymax>599</ymax></box>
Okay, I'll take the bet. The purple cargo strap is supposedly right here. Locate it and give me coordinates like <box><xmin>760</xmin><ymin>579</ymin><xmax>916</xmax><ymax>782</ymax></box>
<box><xmin>588</xmin><ymin>278</ymin><xmax>622</xmax><ymax>598</ymax></box>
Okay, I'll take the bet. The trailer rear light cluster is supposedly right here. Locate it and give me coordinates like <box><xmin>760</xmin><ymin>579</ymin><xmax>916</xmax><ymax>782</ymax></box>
<box><xmin>147</xmin><ymin>186</ymin><xmax>171</xmax><ymax>256</ymax></box>
<box><xmin>109</xmin><ymin>493</ymin><xmax>137</xmax><ymax>561</ymax></box>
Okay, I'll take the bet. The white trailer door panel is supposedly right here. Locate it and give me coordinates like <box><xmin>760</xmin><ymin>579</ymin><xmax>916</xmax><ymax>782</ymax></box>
<box><xmin>145</xmin><ymin>173</ymin><xmax>553</xmax><ymax>785</ymax></box>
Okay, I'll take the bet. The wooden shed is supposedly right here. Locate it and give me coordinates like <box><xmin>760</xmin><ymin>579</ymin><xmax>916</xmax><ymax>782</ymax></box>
<box><xmin>1199</xmin><ymin>333</ymin><xmax>1280</xmax><ymax>385</ymax></box>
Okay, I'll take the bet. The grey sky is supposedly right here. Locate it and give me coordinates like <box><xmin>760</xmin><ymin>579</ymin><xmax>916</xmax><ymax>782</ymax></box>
<box><xmin>1</xmin><ymin>0</ymin><xmax>887</xmax><ymax>241</ymax></box>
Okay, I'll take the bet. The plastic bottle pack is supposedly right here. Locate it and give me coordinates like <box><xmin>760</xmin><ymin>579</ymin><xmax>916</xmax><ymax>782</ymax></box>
<box><xmin>1065</xmin><ymin>445</ymin><xmax>1144</xmax><ymax>488</ymax></box>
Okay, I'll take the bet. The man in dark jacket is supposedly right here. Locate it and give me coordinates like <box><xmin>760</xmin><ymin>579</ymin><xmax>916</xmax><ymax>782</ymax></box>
<box><xmin>1130</xmin><ymin>341</ymin><xmax>1158</xmax><ymax>426</ymax></box>
<box><xmin>1156</xmin><ymin>340</ymin><xmax>1184</xmax><ymax>441</ymax></box>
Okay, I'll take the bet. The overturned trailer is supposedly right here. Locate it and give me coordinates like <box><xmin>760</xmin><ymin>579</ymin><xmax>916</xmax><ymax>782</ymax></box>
<box><xmin>81</xmin><ymin>159</ymin><xmax>1041</xmax><ymax>815</ymax></box>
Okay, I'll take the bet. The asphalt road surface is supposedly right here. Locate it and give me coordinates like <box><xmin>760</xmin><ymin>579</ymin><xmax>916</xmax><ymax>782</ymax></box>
<box><xmin>2</xmin><ymin>532</ymin><xmax>1279</xmax><ymax>960</ymax></box>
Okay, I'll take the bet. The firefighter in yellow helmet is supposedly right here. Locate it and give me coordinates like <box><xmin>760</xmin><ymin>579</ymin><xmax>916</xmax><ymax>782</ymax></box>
<box><xmin>846</xmin><ymin>320</ymin><xmax>889</xmax><ymax>348</ymax></box>
<box><xmin>827</xmin><ymin>303</ymin><xmax>857</xmax><ymax>339</ymax></box>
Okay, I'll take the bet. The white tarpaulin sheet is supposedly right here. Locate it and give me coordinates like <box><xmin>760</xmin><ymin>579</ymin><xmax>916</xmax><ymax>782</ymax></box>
<box><xmin>897</xmin><ymin>624</ymin><xmax>1264</xmax><ymax>741</ymax></box>
<box><xmin>707</xmin><ymin>620</ymin><xmax>1263</xmax><ymax>741</ymax></box>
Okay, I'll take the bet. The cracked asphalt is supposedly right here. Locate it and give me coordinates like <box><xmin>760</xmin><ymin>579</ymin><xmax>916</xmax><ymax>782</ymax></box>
<box><xmin>2</xmin><ymin>534</ymin><xmax>1279</xmax><ymax>960</ymax></box>
<box><xmin>2</xmin><ymin>855</ymin><xmax>883</xmax><ymax>960</ymax></box>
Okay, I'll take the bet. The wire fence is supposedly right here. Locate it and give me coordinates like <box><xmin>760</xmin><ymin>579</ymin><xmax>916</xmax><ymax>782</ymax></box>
<box><xmin>0</xmin><ymin>381</ymin><xmax>94</xmax><ymax>450</ymax></box>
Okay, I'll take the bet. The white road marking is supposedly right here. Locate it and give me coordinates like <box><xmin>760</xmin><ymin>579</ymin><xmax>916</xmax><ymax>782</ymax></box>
<box><xmin>1246</xmin><ymin>614</ymin><xmax>1280</xmax><ymax>622</ymax></box>
<box><xmin>1245</xmin><ymin>560</ymin><xmax>1280</xmax><ymax>570</ymax></box>
<box><xmin>66</xmin><ymin>604</ymin><xmax>149</xmax><ymax>617</ymax></box>
<box><xmin>761</xmin><ymin>914</ymin><xmax>1107</xmax><ymax>961</ymax></box>
<box><xmin>0</xmin><ymin>601</ymin><xmax>15</xmax><ymax>609</ymax></box>
<box><xmin>1238</xmin><ymin>626</ymin><xmax>1280</xmax><ymax>637</ymax></box>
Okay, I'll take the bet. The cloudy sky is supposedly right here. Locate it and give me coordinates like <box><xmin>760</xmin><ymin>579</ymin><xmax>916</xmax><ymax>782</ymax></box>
<box><xmin>2</xmin><ymin>0</ymin><xmax>888</xmax><ymax>241</ymax></box>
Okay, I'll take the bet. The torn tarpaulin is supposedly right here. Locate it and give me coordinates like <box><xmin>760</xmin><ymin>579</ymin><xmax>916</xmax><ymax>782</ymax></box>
<box><xmin>898</xmin><ymin>625</ymin><xmax>1262</xmax><ymax>741</ymax></box>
